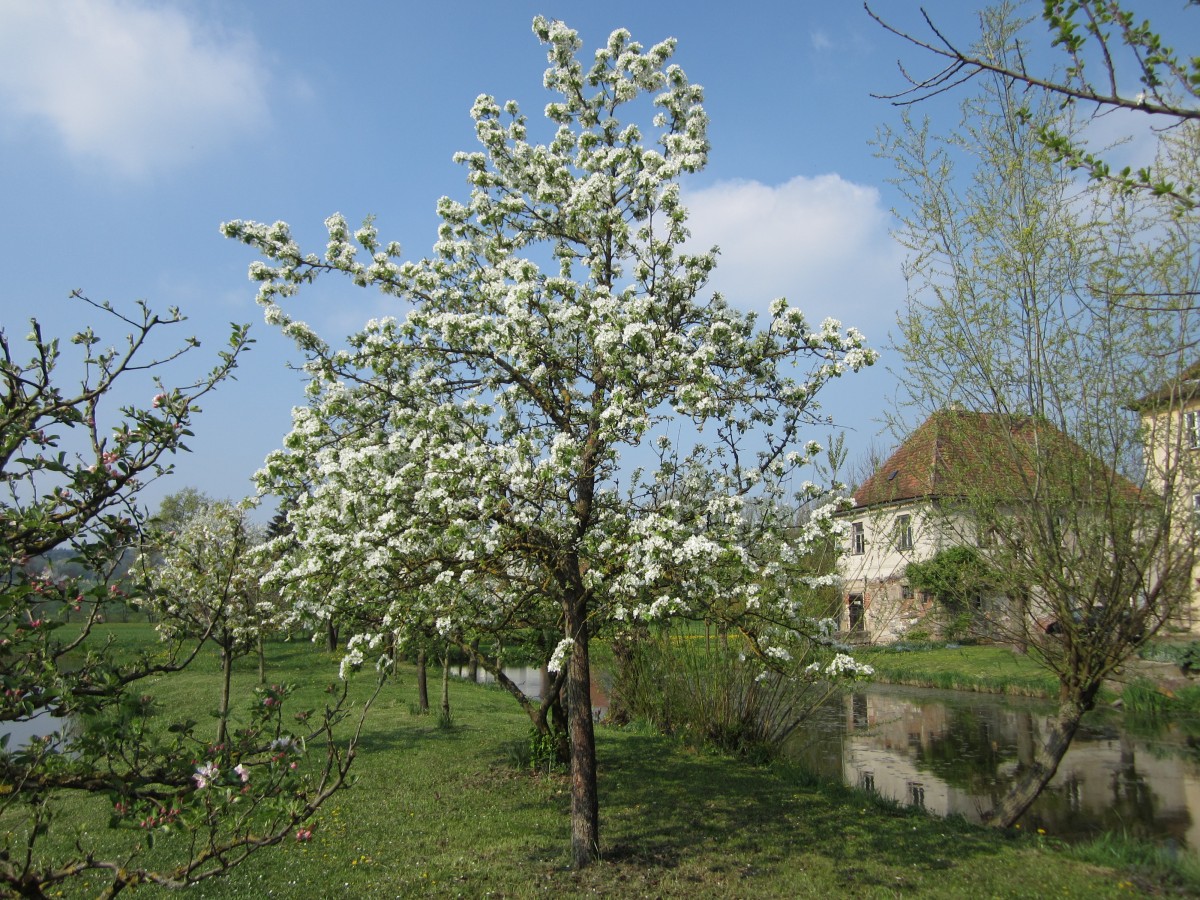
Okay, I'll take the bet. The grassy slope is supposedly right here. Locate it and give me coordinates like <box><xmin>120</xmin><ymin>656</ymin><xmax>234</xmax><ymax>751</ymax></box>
<box><xmin>36</xmin><ymin>626</ymin><xmax>1183</xmax><ymax>898</ymax></box>
<box><xmin>860</xmin><ymin>644</ymin><xmax>1062</xmax><ymax>697</ymax></box>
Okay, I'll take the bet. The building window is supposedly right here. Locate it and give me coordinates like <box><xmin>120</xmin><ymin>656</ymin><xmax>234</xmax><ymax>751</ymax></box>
<box><xmin>1188</xmin><ymin>411</ymin><xmax>1200</xmax><ymax>449</ymax></box>
<box><xmin>901</xmin><ymin>583</ymin><xmax>914</xmax><ymax>600</ymax></box>
<box><xmin>895</xmin><ymin>514</ymin><xmax>913</xmax><ymax>551</ymax></box>
<box><xmin>851</xmin><ymin>521</ymin><xmax>865</xmax><ymax>555</ymax></box>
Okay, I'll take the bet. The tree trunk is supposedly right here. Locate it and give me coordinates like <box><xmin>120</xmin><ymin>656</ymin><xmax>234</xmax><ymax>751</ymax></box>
<box><xmin>565</xmin><ymin>597</ymin><xmax>599</xmax><ymax>868</ymax></box>
<box><xmin>989</xmin><ymin>700</ymin><xmax>1087</xmax><ymax>826</ymax></box>
<box><xmin>468</xmin><ymin>637</ymin><xmax>480</xmax><ymax>681</ymax></box>
<box><xmin>218</xmin><ymin>644</ymin><xmax>233</xmax><ymax>747</ymax></box>
<box><xmin>257</xmin><ymin>633</ymin><xmax>266</xmax><ymax>684</ymax></box>
<box><xmin>440</xmin><ymin>645</ymin><xmax>451</xmax><ymax>720</ymax></box>
<box><xmin>1011</xmin><ymin>589</ymin><xmax>1030</xmax><ymax>655</ymax></box>
<box><xmin>416</xmin><ymin>647</ymin><xmax>429</xmax><ymax>713</ymax></box>
<box><xmin>326</xmin><ymin>620</ymin><xmax>339</xmax><ymax>653</ymax></box>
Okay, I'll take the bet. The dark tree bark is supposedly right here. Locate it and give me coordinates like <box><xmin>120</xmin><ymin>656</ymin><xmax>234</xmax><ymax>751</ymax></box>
<box><xmin>416</xmin><ymin>647</ymin><xmax>429</xmax><ymax>713</ymax></box>
<box><xmin>326</xmin><ymin>620</ymin><xmax>339</xmax><ymax>653</ymax></box>
<box><xmin>565</xmin><ymin>594</ymin><xmax>598</xmax><ymax>868</ymax></box>
<box><xmin>440</xmin><ymin>645</ymin><xmax>451</xmax><ymax>720</ymax></box>
<box><xmin>468</xmin><ymin>637</ymin><xmax>480</xmax><ymax>681</ymax></box>
<box><xmin>218</xmin><ymin>643</ymin><xmax>233</xmax><ymax>747</ymax></box>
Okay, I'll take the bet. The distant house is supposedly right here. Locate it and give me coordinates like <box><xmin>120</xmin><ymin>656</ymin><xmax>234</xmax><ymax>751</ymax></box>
<box><xmin>837</xmin><ymin>409</ymin><xmax>1128</xmax><ymax>643</ymax></box>
<box><xmin>1132</xmin><ymin>362</ymin><xmax>1200</xmax><ymax>634</ymax></box>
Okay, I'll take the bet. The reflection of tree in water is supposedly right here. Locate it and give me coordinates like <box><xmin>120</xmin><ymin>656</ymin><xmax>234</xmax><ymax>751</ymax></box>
<box><xmin>790</xmin><ymin>689</ymin><xmax>1196</xmax><ymax>844</ymax></box>
<box><xmin>1019</xmin><ymin>734</ymin><xmax>1161</xmax><ymax>840</ymax></box>
<box><xmin>913</xmin><ymin>705</ymin><xmax>1160</xmax><ymax>831</ymax></box>
<box><xmin>912</xmin><ymin>704</ymin><xmax>1010</xmax><ymax>796</ymax></box>
<box><xmin>1122</xmin><ymin>709</ymin><xmax>1200</xmax><ymax>765</ymax></box>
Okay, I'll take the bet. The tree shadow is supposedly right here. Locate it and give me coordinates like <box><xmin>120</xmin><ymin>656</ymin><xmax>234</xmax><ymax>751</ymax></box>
<box><xmin>594</xmin><ymin>730</ymin><xmax>1011</xmax><ymax>886</ymax></box>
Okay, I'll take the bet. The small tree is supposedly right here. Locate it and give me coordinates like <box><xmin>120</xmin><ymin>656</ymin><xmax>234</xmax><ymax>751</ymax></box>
<box><xmin>142</xmin><ymin>496</ymin><xmax>274</xmax><ymax>743</ymax></box>
<box><xmin>906</xmin><ymin>546</ymin><xmax>997</xmax><ymax>639</ymax></box>
<box><xmin>0</xmin><ymin>293</ymin><xmax>369</xmax><ymax>896</ymax></box>
<box><xmin>225</xmin><ymin>18</ymin><xmax>876</xmax><ymax>866</ymax></box>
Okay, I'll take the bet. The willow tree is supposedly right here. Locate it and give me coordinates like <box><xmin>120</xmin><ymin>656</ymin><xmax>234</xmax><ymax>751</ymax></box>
<box><xmin>224</xmin><ymin>18</ymin><xmax>874</xmax><ymax>866</ymax></box>
<box><xmin>868</xmin><ymin>0</ymin><xmax>1200</xmax><ymax>208</ymax></box>
<box><xmin>879</xmin><ymin>6</ymin><xmax>1199</xmax><ymax>826</ymax></box>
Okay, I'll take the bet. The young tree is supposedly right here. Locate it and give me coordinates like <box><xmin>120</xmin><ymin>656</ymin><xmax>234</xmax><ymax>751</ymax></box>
<box><xmin>224</xmin><ymin>18</ymin><xmax>875</xmax><ymax>866</ymax></box>
<box><xmin>0</xmin><ymin>294</ymin><xmax>369</xmax><ymax>896</ymax></box>
<box><xmin>141</xmin><ymin>495</ymin><xmax>275</xmax><ymax>742</ymax></box>
<box><xmin>878</xmin><ymin>6</ymin><xmax>1199</xmax><ymax>826</ymax></box>
<box><xmin>868</xmin><ymin>0</ymin><xmax>1200</xmax><ymax>208</ymax></box>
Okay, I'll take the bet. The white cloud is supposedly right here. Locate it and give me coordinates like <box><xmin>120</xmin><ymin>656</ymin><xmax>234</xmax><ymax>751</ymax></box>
<box><xmin>0</xmin><ymin>0</ymin><xmax>272</xmax><ymax>177</ymax></box>
<box><xmin>810</xmin><ymin>29</ymin><xmax>833</xmax><ymax>53</ymax></box>
<box><xmin>681</xmin><ymin>173</ymin><xmax>905</xmax><ymax>334</ymax></box>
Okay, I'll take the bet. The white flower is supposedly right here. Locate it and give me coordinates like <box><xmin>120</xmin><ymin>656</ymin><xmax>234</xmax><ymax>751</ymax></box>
<box><xmin>548</xmin><ymin>637</ymin><xmax>575</xmax><ymax>673</ymax></box>
<box><xmin>765</xmin><ymin>645</ymin><xmax>792</xmax><ymax>663</ymax></box>
<box><xmin>824</xmin><ymin>653</ymin><xmax>874</xmax><ymax>679</ymax></box>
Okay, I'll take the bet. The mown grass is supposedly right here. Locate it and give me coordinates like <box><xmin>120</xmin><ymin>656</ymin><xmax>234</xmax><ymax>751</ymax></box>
<box><xmin>860</xmin><ymin>644</ymin><xmax>1062</xmax><ymax>697</ymax></box>
<box><xmin>23</xmin><ymin>625</ymin><xmax>1197</xmax><ymax>898</ymax></box>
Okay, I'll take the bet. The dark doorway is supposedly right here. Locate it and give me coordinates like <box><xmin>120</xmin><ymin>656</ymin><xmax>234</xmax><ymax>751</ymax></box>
<box><xmin>848</xmin><ymin>594</ymin><xmax>865</xmax><ymax>633</ymax></box>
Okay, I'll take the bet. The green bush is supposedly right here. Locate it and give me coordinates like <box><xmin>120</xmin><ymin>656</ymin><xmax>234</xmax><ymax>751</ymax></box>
<box><xmin>609</xmin><ymin>629</ymin><xmax>829</xmax><ymax>762</ymax></box>
<box><xmin>1140</xmin><ymin>640</ymin><xmax>1200</xmax><ymax>673</ymax></box>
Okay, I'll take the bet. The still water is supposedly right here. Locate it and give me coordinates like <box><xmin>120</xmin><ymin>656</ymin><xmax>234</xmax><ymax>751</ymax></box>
<box><xmin>787</xmin><ymin>685</ymin><xmax>1200</xmax><ymax>848</ymax></box>
<box><xmin>1</xmin><ymin>710</ymin><xmax>71</xmax><ymax>752</ymax></box>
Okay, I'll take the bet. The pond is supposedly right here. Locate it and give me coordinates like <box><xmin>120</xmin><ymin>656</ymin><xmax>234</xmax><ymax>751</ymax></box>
<box><xmin>1</xmin><ymin>710</ymin><xmax>72</xmax><ymax>753</ymax></box>
<box><xmin>786</xmin><ymin>684</ymin><xmax>1200</xmax><ymax>849</ymax></box>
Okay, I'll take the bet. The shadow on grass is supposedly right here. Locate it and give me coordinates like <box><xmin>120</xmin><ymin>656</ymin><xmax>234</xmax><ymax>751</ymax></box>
<box><xmin>595</xmin><ymin>730</ymin><xmax>1009</xmax><ymax>885</ymax></box>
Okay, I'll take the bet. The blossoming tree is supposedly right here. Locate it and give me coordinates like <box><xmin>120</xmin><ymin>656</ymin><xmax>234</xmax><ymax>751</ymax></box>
<box><xmin>0</xmin><ymin>294</ymin><xmax>369</xmax><ymax>895</ymax></box>
<box><xmin>141</xmin><ymin>496</ymin><xmax>276</xmax><ymax>744</ymax></box>
<box><xmin>224</xmin><ymin>18</ymin><xmax>875</xmax><ymax>866</ymax></box>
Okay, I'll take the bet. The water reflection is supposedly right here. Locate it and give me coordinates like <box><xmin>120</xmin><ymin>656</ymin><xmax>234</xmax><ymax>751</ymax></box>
<box><xmin>786</xmin><ymin>685</ymin><xmax>1200</xmax><ymax>848</ymax></box>
<box><xmin>452</xmin><ymin>664</ymin><xmax>549</xmax><ymax>700</ymax></box>
<box><xmin>1</xmin><ymin>710</ymin><xmax>71</xmax><ymax>753</ymax></box>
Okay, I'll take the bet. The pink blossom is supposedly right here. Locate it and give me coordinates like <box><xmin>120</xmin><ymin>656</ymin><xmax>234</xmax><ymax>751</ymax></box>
<box><xmin>193</xmin><ymin>761</ymin><xmax>219</xmax><ymax>790</ymax></box>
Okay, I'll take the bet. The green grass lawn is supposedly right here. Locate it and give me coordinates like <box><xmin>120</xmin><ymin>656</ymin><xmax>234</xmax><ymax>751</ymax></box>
<box><xmin>860</xmin><ymin>644</ymin><xmax>1062</xmax><ymax>697</ymax></box>
<box><xmin>21</xmin><ymin>627</ymin><xmax>1196</xmax><ymax>898</ymax></box>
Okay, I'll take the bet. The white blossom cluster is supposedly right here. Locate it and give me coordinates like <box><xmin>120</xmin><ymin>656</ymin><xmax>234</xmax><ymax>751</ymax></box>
<box><xmin>222</xmin><ymin>18</ymin><xmax>877</xmax><ymax>685</ymax></box>
<box><xmin>805</xmin><ymin>653</ymin><xmax>876</xmax><ymax>680</ymax></box>
<box><xmin>139</xmin><ymin>500</ymin><xmax>276</xmax><ymax>649</ymax></box>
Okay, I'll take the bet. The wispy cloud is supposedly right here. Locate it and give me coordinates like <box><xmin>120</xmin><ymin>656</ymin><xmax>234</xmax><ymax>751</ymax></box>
<box><xmin>0</xmin><ymin>0</ymin><xmax>273</xmax><ymax>177</ymax></box>
<box><xmin>810</xmin><ymin>29</ymin><xmax>833</xmax><ymax>52</ymax></box>
<box><xmin>682</xmin><ymin>174</ymin><xmax>905</xmax><ymax>335</ymax></box>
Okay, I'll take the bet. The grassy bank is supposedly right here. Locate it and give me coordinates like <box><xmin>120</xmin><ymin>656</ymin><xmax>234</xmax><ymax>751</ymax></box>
<box><xmin>860</xmin><ymin>644</ymin><xmax>1062</xmax><ymax>697</ymax></box>
<box><xmin>30</xmin><ymin>626</ymin><xmax>1194</xmax><ymax>897</ymax></box>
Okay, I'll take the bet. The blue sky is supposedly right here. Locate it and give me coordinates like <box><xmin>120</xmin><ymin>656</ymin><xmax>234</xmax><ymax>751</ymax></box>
<box><xmin>0</xmin><ymin>0</ymin><xmax>1167</xmax><ymax>514</ymax></box>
